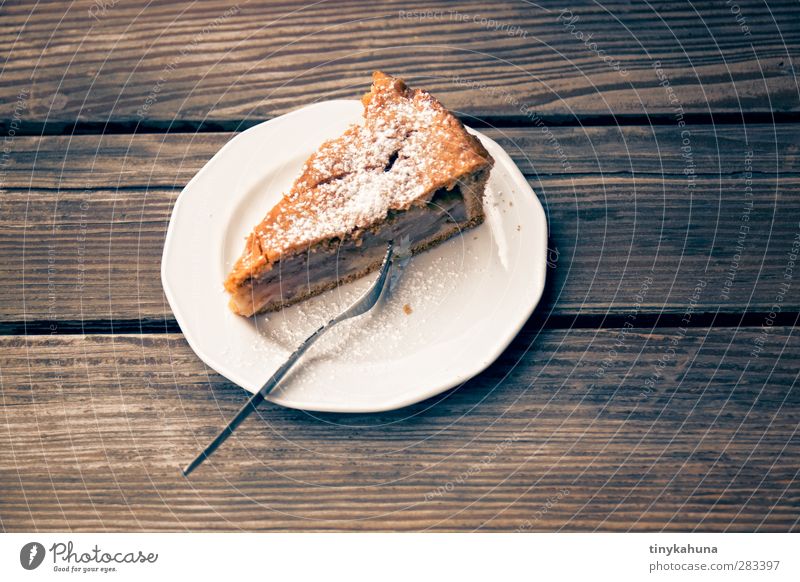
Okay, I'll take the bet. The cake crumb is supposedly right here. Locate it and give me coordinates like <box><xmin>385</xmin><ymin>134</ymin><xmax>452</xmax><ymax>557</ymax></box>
<box><xmin>403</xmin><ymin>303</ymin><xmax>413</xmax><ymax>315</ymax></box>
<box><xmin>516</xmin><ymin>225</ymin><xmax>521</xmax><ymax>231</ymax></box>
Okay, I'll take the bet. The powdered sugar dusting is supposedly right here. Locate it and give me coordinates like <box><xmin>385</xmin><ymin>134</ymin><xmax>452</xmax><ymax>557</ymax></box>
<box><xmin>249</xmin><ymin>82</ymin><xmax>486</xmax><ymax>260</ymax></box>
<box><xmin>252</xmin><ymin>241</ymin><xmax>481</xmax><ymax>378</ymax></box>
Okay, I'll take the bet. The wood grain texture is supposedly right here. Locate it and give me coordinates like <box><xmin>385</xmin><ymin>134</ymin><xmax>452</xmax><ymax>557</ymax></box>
<box><xmin>2</xmin><ymin>125</ymin><xmax>800</xmax><ymax>323</ymax></box>
<box><xmin>0</xmin><ymin>327</ymin><xmax>797</xmax><ymax>532</ymax></box>
<box><xmin>1</xmin><ymin>0</ymin><xmax>798</xmax><ymax>129</ymax></box>
<box><xmin>3</xmin><ymin>124</ymin><xmax>798</xmax><ymax>190</ymax></box>
<box><xmin>1</xmin><ymin>0</ymin><xmax>798</xmax><ymax>535</ymax></box>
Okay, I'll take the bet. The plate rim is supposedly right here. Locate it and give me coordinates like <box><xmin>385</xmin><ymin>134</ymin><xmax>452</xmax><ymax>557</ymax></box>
<box><xmin>161</xmin><ymin>99</ymin><xmax>548</xmax><ymax>412</ymax></box>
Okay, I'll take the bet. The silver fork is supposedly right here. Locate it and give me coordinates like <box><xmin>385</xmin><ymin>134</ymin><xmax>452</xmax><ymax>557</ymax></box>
<box><xmin>182</xmin><ymin>241</ymin><xmax>395</xmax><ymax>476</ymax></box>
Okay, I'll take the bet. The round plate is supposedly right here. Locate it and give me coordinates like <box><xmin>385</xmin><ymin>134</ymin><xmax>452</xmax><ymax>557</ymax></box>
<box><xmin>161</xmin><ymin>100</ymin><xmax>547</xmax><ymax>412</ymax></box>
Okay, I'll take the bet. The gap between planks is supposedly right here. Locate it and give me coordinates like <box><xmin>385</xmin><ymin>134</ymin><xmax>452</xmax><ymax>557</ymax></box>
<box><xmin>3</xmin><ymin>111</ymin><xmax>800</xmax><ymax>137</ymax></box>
<box><xmin>4</xmin><ymin>311</ymin><xmax>799</xmax><ymax>336</ymax></box>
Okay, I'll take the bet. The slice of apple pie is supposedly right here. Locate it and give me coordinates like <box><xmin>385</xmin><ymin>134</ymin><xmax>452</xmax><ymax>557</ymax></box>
<box><xmin>225</xmin><ymin>71</ymin><xmax>494</xmax><ymax>316</ymax></box>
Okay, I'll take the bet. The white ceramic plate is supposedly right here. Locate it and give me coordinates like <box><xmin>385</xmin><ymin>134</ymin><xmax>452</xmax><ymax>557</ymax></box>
<box><xmin>161</xmin><ymin>100</ymin><xmax>547</xmax><ymax>412</ymax></box>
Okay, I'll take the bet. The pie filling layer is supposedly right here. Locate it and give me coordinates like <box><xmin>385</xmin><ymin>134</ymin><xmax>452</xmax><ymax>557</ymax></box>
<box><xmin>228</xmin><ymin>178</ymin><xmax>484</xmax><ymax>316</ymax></box>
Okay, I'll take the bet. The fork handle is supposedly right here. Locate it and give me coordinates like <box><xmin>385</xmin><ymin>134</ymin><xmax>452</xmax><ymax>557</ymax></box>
<box><xmin>182</xmin><ymin>322</ymin><xmax>329</xmax><ymax>476</ymax></box>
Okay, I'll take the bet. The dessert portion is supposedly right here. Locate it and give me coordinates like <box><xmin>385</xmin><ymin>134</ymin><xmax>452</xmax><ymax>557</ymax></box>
<box><xmin>225</xmin><ymin>71</ymin><xmax>494</xmax><ymax>316</ymax></box>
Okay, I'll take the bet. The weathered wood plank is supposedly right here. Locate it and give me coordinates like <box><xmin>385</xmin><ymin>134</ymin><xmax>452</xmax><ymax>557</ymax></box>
<box><xmin>2</xmin><ymin>146</ymin><xmax>799</xmax><ymax>321</ymax></box>
<box><xmin>1</xmin><ymin>327</ymin><xmax>797</xmax><ymax>531</ymax></box>
<box><xmin>1</xmin><ymin>0</ymin><xmax>798</xmax><ymax>128</ymax></box>
<box><xmin>2</xmin><ymin>124</ymin><xmax>797</xmax><ymax>190</ymax></box>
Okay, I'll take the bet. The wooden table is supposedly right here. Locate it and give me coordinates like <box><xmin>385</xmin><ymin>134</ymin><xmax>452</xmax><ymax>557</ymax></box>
<box><xmin>1</xmin><ymin>1</ymin><xmax>798</xmax><ymax>532</ymax></box>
